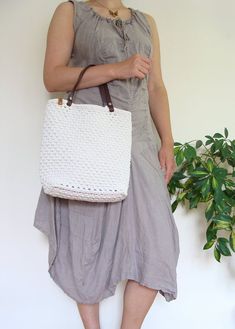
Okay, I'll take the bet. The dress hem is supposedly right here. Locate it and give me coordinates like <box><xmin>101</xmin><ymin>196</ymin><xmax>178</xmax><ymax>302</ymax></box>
<box><xmin>48</xmin><ymin>265</ymin><xmax>177</xmax><ymax>304</ymax></box>
<box><xmin>34</xmin><ymin>212</ymin><xmax>178</xmax><ymax>305</ymax></box>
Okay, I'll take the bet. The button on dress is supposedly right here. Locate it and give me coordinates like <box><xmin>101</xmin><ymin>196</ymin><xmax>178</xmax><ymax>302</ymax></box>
<box><xmin>33</xmin><ymin>0</ymin><xmax>180</xmax><ymax>304</ymax></box>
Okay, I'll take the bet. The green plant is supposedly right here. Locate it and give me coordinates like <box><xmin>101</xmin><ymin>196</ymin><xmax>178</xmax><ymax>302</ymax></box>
<box><xmin>168</xmin><ymin>128</ymin><xmax>235</xmax><ymax>262</ymax></box>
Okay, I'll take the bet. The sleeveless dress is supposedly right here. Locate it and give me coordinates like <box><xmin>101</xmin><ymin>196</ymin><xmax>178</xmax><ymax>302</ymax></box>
<box><xmin>33</xmin><ymin>0</ymin><xmax>180</xmax><ymax>304</ymax></box>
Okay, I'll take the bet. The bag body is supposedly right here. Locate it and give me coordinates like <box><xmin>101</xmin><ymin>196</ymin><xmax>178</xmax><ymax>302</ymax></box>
<box><xmin>39</xmin><ymin>64</ymin><xmax>132</xmax><ymax>202</ymax></box>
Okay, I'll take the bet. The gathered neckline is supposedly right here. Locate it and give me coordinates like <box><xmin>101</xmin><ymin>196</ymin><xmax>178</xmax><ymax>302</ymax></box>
<box><xmin>80</xmin><ymin>1</ymin><xmax>137</xmax><ymax>24</ymax></box>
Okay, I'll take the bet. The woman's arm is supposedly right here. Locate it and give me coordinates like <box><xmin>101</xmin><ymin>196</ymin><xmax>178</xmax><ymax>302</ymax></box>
<box><xmin>145</xmin><ymin>13</ymin><xmax>174</xmax><ymax>147</ymax></box>
<box><xmin>144</xmin><ymin>13</ymin><xmax>176</xmax><ymax>183</ymax></box>
<box><xmin>43</xmin><ymin>2</ymin><xmax>117</xmax><ymax>92</ymax></box>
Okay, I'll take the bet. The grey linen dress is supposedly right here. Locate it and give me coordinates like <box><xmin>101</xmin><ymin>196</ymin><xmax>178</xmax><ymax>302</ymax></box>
<box><xmin>33</xmin><ymin>0</ymin><xmax>180</xmax><ymax>304</ymax></box>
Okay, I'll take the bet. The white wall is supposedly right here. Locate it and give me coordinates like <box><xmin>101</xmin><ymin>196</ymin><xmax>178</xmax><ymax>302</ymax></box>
<box><xmin>1</xmin><ymin>1</ymin><xmax>234</xmax><ymax>328</ymax></box>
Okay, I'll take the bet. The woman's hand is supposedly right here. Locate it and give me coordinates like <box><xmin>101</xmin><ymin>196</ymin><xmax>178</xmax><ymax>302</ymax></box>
<box><xmin>114</xmin><ymin>54</ymin><xmax>152</xmax><ymax>80</ymax></box>
<box><xmin>158</xmin><ymin>142</ymin><xmax>176</xmax><ymax>185</ymax></box>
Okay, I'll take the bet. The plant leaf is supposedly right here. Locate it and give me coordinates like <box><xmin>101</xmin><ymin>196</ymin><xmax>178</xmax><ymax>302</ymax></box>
<box><xmin>216</xmin><ymin>214</ymin><xmax>232</xmax><ymax>222</ymax></box>
<box><xmin>214</xmin><ymin>246</ymin><xmax>221</xmax><ymax>262</ymax></box>
<box><xmin>201</xmin><ymin>179</ymin><xmax>211</xmax><ymax>198</ymax></box>
<box><xmin>217</xmin><ymin>238</ymin><xmax>232</xmax><ymax>256</ymax></box>
<box><xmin>171</xmin><ymin>200</ymin><xmax>178</xmax><ymax>213</ymax></box>
<box><xmin>189</xmin><ymin>195</ymin><xmax>200</xmax><ymax>209</ymax></box>
<box><xmin>212</xmin><ymin>167</ymin><xmax>228</xmax><ymax>181</ymax></box>
<box><xmin>184</xmin><ymin>145</ymin><xmax>197</xmax><ymax>160</ymax></box>
<box><xmin>214</xmin><ymin>188</ymin><xmax>224</xmax><ymax>204</ymax></box>
<box><xmin>196</xmin><ymin>140</ymin><xmax>203</xmax><ymax>148</ymax></box>
<box><xmin>213</xmin><ymin>221</ymin><xmax>231</xmax><ymax>230</ymax></box>
<box><xmin>205</xmin><ymin>200</ymin><xmax>214</xmax><ymax>220</ymax></box>
<box><xmin>213</xmin><ymin>133</ymin><xmax>224</xmax><ymax>139</ymax></box>
<box><xmin>224</xmin><ymin>127</ymin><xmax>228</xmax><ymax>138</ymax></box>
<box><xmin>205</xmin><ymin>158</ymin><xmax>214</xmax><ymax>172</ymax></box>
<box><xmin>176</xmin><ymin>150</ymin><xmax>184</xmax><ymax>166</ymax></box>
<box><xmin>190</xmin><ymin>168</ymin><xmax>208</xmax><ymax>178</ymax></box>
<box><xmin>212</xmin><ymin>176</ymin><xmax>219</xmax><ymax>190</ymax></box>
<box><xmin>177</xmin><ymin>192</ymin><xmax>187</xmax><ymax>201</ymax></box>
<box><xmin>206</xmin><ymin>221</ymin><xmax>217</xmax><ymax>241</ymax></box>
<box><xmin>229</xmin><ymin>231</ymin><xmax>235</xmax><ymax>252</ymax></box>
<box><xmin>205</xmin><ymin>139</ymin><xmax>214</xmax><ymax>145</ymax></box>
<box><xmin>203</xmin><ymin>239</ymin><xmax>215</xmax><ymax>250</ymax></box>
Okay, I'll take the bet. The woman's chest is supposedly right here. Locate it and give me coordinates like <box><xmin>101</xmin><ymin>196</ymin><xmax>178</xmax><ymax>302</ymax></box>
<box><xmin>72</xmin><ymin>19</ymin><xmax>152</xmax><ymax>63</ymax></box>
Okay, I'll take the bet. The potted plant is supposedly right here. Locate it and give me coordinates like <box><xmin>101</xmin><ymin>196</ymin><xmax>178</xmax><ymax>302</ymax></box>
<box><xmin>168</xmin><ymin>128</ymin><xmax>235</xmax><ymax>262</ymax></box>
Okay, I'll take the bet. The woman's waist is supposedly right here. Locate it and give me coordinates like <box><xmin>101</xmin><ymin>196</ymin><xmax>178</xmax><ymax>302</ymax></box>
<box><xmin>65</xmin><ymin>80</ymin><xmax>149</xmax><ymax>109</ymax></box>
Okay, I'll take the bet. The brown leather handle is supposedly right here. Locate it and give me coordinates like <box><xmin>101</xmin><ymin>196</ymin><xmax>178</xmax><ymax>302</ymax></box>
<box><xmin>66</xmin><ymin>64</ymin><xmax>114</xmax><ymax>112</ymax></box>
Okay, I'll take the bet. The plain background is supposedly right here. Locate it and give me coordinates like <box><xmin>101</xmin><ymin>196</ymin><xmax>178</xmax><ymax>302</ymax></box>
<box><xmin>1</xmin><ymin>0</ymin><xmax>235</xmax><ymax>328</ymax></box>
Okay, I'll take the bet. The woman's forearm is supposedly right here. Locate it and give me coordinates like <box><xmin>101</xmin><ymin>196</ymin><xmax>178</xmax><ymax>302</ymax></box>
<box><xmin>44</xmin><ymin>63</ymin><xmax>117</xmax><ymax>92</ymax></box>
<box><xmin>148</xmin><ymin>86</ymin><xmax>174</xmax><ymax>146</ymax></box>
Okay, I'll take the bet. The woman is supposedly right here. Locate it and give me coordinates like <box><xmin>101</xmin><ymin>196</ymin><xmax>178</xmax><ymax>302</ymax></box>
<box><xmin>34</xmin><ymin>0</ymin><xmax>180</xmax><ymax>328</ymax></box>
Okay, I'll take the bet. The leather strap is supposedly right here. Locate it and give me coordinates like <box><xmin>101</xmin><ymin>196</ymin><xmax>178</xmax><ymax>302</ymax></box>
<box><xmin>66</xmin><ymin>64</ymin><xmax>114</xmax><ymax>112</ymax></box>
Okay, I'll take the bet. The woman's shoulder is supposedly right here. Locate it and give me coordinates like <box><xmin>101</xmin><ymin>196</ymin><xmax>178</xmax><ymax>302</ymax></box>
<box><xmin>136</xmin><ymin>9</ymin><xmax>159</xmax><ymax>39</ymax></box>
<box><xmin>49</xmin><ymin>1</ymin><xmax>77</xmax><ymax>19</ymax></box>
<box><xmin>53</xmin><ymin>1</ymin><xmax>84</xmax><ymax>15</ymax></box>
<box><xmin>50</xmin><ymin>1</ymin><xmax>88</xmax><ymax>32</ymax></box>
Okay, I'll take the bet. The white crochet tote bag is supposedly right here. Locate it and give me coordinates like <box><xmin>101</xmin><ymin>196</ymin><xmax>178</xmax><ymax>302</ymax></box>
<box><xmin>39</xmin><ymin>64</ymin><xmax>132</xmax><ymax>202</ymax></box>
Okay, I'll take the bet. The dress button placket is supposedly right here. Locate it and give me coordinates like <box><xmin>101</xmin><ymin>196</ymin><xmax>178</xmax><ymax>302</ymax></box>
<box><xmin>113</xmin><ymin>19</ymin><xmax>130</xmax><ymax>53</ymax></box>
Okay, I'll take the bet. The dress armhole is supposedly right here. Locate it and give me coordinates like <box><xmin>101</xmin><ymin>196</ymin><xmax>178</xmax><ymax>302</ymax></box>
<box><xmin>67</xmin><ymin>0</ymin><xmax>78</xmax><ymax>32</ymax></box>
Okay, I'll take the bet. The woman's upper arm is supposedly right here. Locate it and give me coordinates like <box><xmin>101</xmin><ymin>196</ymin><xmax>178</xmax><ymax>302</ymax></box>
<box><xmin>143</xmin><ymin>13</ymin><xmax>165</xmax><ymax>93</ymax></box>
<box><xmin>43</xmin><ymin>1</ymin><xmax>75</xmax><ymax>89</ymax></box>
